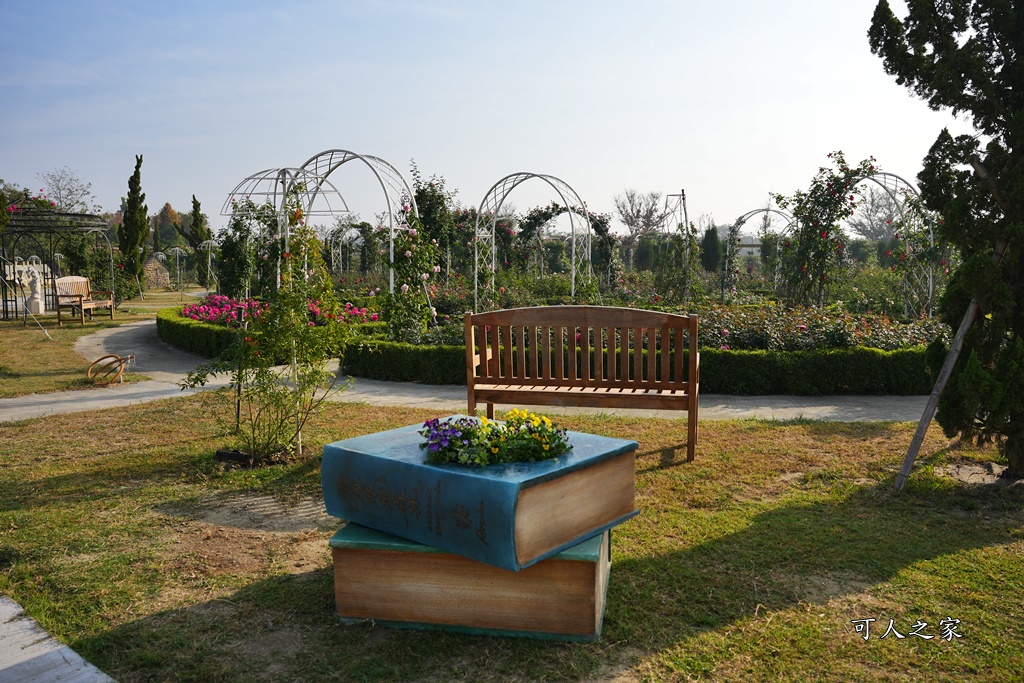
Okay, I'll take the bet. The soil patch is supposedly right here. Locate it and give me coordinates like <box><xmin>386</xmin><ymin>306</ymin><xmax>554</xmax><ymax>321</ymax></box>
<box><xmin>155</xmin><ymin>493</ymin><xmax>337</xmax><ymax>586</ymax></box>
<box><xmin>935</xmin><ymin>461</ymin><xmax>1023</xmax><ymax>488</ymax></box>
<box><xmin>160</xmin><ymin>493</ymin><xmax>339</xmax><ymax>533</ymax></box>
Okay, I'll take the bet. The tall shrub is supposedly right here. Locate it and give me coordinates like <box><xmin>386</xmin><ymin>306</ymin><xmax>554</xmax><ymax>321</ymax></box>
<box><xmin>183</xmin><ymin>191</ymin><xmax>348</xmax><ymax>463</ymax></box>
<box><xmin>773</xmin><ymin>152</ymin><xmax>877</xmax><ymax>308</ymax></box>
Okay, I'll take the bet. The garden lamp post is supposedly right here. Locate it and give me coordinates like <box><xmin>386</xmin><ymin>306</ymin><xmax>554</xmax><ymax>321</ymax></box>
<box><xmin>199</xmin><ymin>240</ymin><xmax>218</xmax><ymax>294</ymax></box>
<box><xmin>168</xmin><ymin>247</ymin><xmax>186</xmax><ymax>300</ymax></box>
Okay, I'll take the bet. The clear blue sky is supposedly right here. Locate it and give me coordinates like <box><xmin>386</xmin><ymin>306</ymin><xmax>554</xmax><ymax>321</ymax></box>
<box><xmin>1</xmin><ymin>0</ymin><xmax>971</xmax><ymax>233</ymax></box>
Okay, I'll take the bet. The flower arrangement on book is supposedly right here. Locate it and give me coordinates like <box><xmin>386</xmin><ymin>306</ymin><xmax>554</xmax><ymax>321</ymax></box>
<box><xmin>419</xmin><ymin>410</ymin><xmax>572</xmax><ymax>466</ymax></box>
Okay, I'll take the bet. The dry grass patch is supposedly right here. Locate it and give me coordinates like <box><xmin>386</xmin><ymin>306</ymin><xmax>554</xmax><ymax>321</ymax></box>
<box><xmin>0</xmin><ymin>312</ymin><xmax>159</xmax><ymax>397</ymax></box>
<box><xmin>1</xmin><ymin>395</ymin><xmax>1023</xmax><ymax>682</ymax></box>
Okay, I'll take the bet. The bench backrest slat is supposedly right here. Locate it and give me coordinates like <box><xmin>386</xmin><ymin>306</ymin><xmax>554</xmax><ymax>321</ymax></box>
<box><xmin>467</xmin><ymin>306</ymin><xmax>698</xmax><ymax>390</ymax></box>
<box><xmin>55</xmin><ymin>276</ymin><xmax>91</xmax><ymax>304</ymax></box>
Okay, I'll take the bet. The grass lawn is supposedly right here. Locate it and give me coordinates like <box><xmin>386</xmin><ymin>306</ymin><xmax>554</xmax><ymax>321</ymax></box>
<box><xmin>1</xmin><ymin>390</ymin><xmax>1021</xmax><ymax>682</ymax></box>
<box><xmin>1</xmin><ymin>312</ymin><xmax>1022</xmax><ymax>681</ymax></box>
<box><xmin>0</xmin><ymin>288</ymin><xmax>198</xmax><ymax>398</ymax></box>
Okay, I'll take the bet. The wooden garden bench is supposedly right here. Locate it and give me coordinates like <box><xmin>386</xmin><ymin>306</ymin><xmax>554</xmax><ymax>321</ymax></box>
<box><xmin>465</xmin><ymin>305</ymin><xmax>700</xmax><ymax>461</ymax></box>
<box><xmin>55</xmin><ymin>276</ymin><xmax>114</xmax><ymax>325</ymax></box>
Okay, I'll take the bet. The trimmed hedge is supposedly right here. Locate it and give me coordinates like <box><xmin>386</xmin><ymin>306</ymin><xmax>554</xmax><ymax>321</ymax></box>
<box><xmin>699</xmin><ymin>347</ymin><xmax>929</xmax><ymax>395</ymax></box>
<box><xmin>158</xmin><ymin>307</ymin><xmax>931</xmax><ymax>395</ymax></box>
<box><xmin>343</xmin><ymin>340</ymin><xmax>466</xmax><ymax>385</ymax></box>
<box><xmin>157</xmin><ymin>307</ymin><xmax>388</xmax><ymax>362</ymax></box>
<box><xmin>156</xmin><ymin>306</ymin><xmax>236</xmax><ymax>358</ymax></box>
<box><xmin>341</xmin><ymin>341</ymin><xmax>930</xmax><ymax>395</ymax></box>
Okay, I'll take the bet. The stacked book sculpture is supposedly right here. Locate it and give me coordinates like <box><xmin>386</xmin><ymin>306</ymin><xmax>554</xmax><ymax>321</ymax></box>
<box><xmin>321</xmin><ymin>416</ymin><xmax>639</xmax><ymax>641</ymax></box>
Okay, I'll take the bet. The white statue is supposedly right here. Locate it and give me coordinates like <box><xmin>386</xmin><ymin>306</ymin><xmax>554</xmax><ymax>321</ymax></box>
<box><xmin>24</xmin><ymin>265</ymin><xmax>44</xmax><ymax>315</ymax></box>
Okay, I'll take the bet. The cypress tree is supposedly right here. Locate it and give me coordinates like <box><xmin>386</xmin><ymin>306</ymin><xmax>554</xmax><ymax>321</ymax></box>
<box><xmin>700</xmin><ymin>226</ymin><xmax>722</xmax><ymax>272</ymax></box>
<box><xmin>118</xmin><ymin>155</ymin><xmax>149</xmax><ymax>281</ymax></box>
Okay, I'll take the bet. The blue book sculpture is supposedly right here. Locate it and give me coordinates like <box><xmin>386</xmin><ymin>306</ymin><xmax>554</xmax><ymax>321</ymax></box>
<box><xmin>321</xmin><ymin>418</ymin><xmax>638</xmax><ymax>572</ymax></box>
<box><xmin>330</xmin><ymin>523</ymin><xmax>612</xmax><ymax>641</ymax></box>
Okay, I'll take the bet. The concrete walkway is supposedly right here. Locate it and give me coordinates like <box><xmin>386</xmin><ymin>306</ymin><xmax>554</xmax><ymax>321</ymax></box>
<box><xmin>0</xmin><ymin>598</ymin><xmax>113</xmax><ymax>683</ymax></box>
<box><xmin>0</xmin><ymin>320</ymin><xmax>931</xmax><ymax>423</ymax></box>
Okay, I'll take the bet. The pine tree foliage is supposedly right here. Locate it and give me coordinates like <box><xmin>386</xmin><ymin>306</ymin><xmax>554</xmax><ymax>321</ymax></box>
<box><xmin>700</xmin><ymin>226</ymin><xmax>722</xmax><ymax>272</ymax></box>
<box><xmin>870</xmin><ymin>0</ymin><xmax>1024</xmax><ymax>475</ymax></box>
<box><xmin>118</xmin><ymin>155</ymin><xmax>149</xmax><ymax>280</ymax></box>
<box><xmin>177</xmin><ymin>194</ymin><xmax>212</xmax><ymax>251</ymax></box>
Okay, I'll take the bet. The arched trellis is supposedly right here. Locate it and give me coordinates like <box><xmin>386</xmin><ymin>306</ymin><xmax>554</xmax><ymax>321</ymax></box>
<box><xmin>858</xmin><ymin>171</ymin><xmax>919</xmax><ymax>211</ymax></box>
<box><xmin>223</xmin><ymin>150</ymin><xmax>418</xmax><ymax>294</ymax></box>
<box><xmin>852</xmin><ymin>172</ymin><xmax>940</xmax><ymax>316</ymax></box>
<box><xmin>325</xmin><ymin>222</ymin><xmax>361</xmax><ymax>275</ymax></box>
<box><xmin>299</xmin><ymin>150</ymin><xmax>419</xmax><ymax>294</ymax></box>
<box><xmin>747</xmin><ymin>171</ymin><xmax>941</xmax><ymax>315</ymax></box>
<box><xmin>222</xmin><ymin>167</ymin><xmax>348</xmax><ymax>293</ymax></box>
<box><xmin>474</xmin><ymin>173</ymin><xmax>592</xmax><ymax>311</ymax></box>
<box><xmin>725</xmin><ymin>208</ymin><xmax>797</xmax><ymax>295</ymax></box>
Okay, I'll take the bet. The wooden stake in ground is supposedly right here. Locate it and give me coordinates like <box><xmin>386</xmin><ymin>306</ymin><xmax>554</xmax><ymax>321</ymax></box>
<box><xmin>895</xmin><ymin>159</ymin><xmax>1009</xmax><ymax>491</ymax></box>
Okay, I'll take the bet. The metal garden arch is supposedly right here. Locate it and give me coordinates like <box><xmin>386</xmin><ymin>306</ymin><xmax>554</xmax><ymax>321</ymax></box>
<box><xmin>473</xmin><ymin>172</ymin><xmax>592</xmax><ymax>311</ymax></box>
<box><xmin>724</xmin><ymin>207</ymin><xmax>797</xmax><ymax>295</ymax></box>
<box><xmin>223</xmin><ymin>150</ymin><xmax>418</xmax><ymax>294</ymax></box>
<box><xmin>299</xmin><ymin>150</ymin><xmax>419</xmax><ymax>294</ymax></box>
<box><xmin>735</xmin><ymin>171</ymin><xmax>940</xmax><ymax>315</ymax></box>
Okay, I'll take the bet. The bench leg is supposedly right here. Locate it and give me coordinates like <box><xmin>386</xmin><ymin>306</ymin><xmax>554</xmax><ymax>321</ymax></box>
<box><xmin>687</xmin><ymin>403</ymin><xmax>698</xmax><ymax>462</ymax></box>
<box><xmin>486</xmin><ymin>403</ymin><xmax>495</xmax><ymax>420</ymax></box>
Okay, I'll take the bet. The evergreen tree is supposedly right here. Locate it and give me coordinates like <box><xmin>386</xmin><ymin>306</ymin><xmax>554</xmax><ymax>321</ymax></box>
<box><xmin>188</xmin><ymin>195</ymin><xmax>212</xmax><ymax>247</ymax></box>
<box><xmin>185</xmin><ymin>195</ymin><xmax>214</xmax><ymax>286</ymax></box>
<box><xmin>870</xmin><ymin>0</ymin><xmax>1024</xmax><ymax>475</ymax></box>
<box><xmin>700</xmin><ymin>226</ymin><xmax>722</xmax><ymax>272</ymax></box>
<box><xmin>118</xmin><ymin>155</ymin><xmax>148</xmax><ymax>281</ymax></box>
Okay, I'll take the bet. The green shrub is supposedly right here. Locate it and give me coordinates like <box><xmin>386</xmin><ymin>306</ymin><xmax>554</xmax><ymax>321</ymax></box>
<box><xmin>340</xmin><ymin>340</ymin><xmax>930</xmax><ymax>395</ymax></box>
<box><xmin>160</xmin><ymin>307</ymin><xmax>932</xmax><ymax>395</ymax></box>
<box><xmin>342</xmin><ymin>340</ymin><xmax>465</xmax><ymax>384</ymax></box>
<box><xmin>156</xmin><ymin>307</ymin><xmax>235</xmax><ymax>358</ymax></box>
<box><xmin>698</xmin><ymin>347</ymin><xmax>930</xmax><ymax>395</ymax></box>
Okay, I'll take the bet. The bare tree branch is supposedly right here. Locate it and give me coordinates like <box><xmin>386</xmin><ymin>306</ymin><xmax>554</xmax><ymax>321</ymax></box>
<box><xmin>36</xmin><ymin>166</ymin><xmax>98</xmax><ymax>213</ymax></box>
<box><xmin>613</xmin><ymin>189</ymin><xmax>668</xmax><ymax>241</ymax></box>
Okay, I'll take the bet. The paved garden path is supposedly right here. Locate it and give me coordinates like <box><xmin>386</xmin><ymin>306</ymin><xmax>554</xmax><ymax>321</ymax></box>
<box><xmin>0</xmin><ymin>319</ymin><xmax>931</xmax><ymax>423</ymax></box>
<box><xmin>0</xmin><ymin>597</ymin><xmax>114</xmax><ymax>683</ymax></box>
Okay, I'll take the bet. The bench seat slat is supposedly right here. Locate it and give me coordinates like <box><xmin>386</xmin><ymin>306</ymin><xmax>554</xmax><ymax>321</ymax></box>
<box><xmin>474</xmin><ymin>384</ymin><xmax>692</xmax><ymax>410</ymax></box>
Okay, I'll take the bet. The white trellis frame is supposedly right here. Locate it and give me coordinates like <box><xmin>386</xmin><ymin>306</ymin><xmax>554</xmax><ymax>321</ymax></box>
<box><xmin>737</xmin><ymin>171</ymin><xmax>939</xmax><ymax>315</ymax></box>
<box><xmin>725</xmin><ymin>207</ymin><xmax>796</xmax><ymax>295</ymax></box>
<box><xmin>299</xmin><ymin>150</ymin><xmax>419</xmax><ymax>294</ymax></box>
<box><xmin>327</xmin><ymin>221</ymin><xmax>360</xmax><ymax>275</ymax></box>
<box><xmin>852</xmin><ymin>172</ymin><xmax>940</xmax><ymax>316</ymax></box>
<box><xmin>223</xmin><ymin>150</ymin><xmax>418</xmax><ymax>295</ymax></box>
<box><xmin>222</xmin><ymin>167</ymin><xmax>348</xmax><ymax>291</ymax></box>
<box><xmin>662</xmin><ymin>190</ymin><xmax>688</xmax><ymax>233</ymax></box>
<box><xmin>473</xmin><ymin>172</ymin><xmax>592</xmax><ymax>311</ymax></box>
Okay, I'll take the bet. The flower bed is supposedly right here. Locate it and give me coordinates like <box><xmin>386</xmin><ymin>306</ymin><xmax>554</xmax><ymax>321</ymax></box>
<box><xmin>419</xmin><ymin>410</ymin><xmax>571</xmax><ymax>467</ymax></box>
